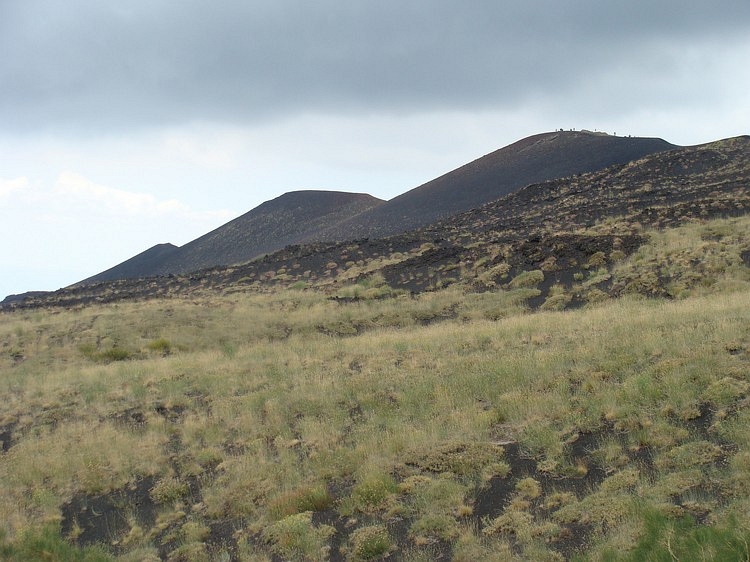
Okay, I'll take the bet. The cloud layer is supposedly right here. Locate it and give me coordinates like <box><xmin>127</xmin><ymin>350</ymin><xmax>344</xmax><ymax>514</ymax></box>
<box><xmin>3</xmin><ymin>1</ymin><xmax>749</xmax><ymax>133</ymax></box>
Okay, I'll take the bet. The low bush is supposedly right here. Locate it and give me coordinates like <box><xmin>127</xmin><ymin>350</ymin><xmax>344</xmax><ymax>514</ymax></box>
<box><xmin>262</xmin><ymin>512</ymin><xmax>334</xmax><ymax>562</ymax></box>
<box><xmin>348</xmin><ymin>525</ymin><xmax>392</xmax><ymax>560</ymax></box>
<box><xmin>267</xmin><ymin>485</ymin><xmax>333</xmax><ymax>520</ymax></box>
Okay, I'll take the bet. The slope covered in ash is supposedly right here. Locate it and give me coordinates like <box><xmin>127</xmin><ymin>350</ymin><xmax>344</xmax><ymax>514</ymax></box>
<box><xmin>309</xmin><ymin>130</ymin><xmax>676</xmax><ymax>241</ymax></box>
<box><xmin>77</xmin><ymin>243</ymin><xmax>180</xmax><ymax>286</ymax></box>
<box><xmin>80</xmin><ymin>190</ymin><xmax>384</xmax><ymax>283</ymax></box>
<box><xmin>80</xmin><ymin>131</ymin><xmax>674</xmax><ymax>286</ymax></box>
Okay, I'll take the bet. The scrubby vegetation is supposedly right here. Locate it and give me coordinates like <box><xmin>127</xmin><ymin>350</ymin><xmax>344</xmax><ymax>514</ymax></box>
<box><xmin>2</xmin><ymin>137</ymin><xmax>750</xmax><ymax>559</ymax></box>
<box><xmin>2</xmin><ymin>212</ymin><xmax>750</xmax><ymax>560</ymax></box>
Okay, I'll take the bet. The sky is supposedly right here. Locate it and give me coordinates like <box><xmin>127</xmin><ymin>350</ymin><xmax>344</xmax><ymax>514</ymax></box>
<box><xmin>2</xmin><ymin>1</ymin><xmax>750</xmax><ymax>300</ymax></box>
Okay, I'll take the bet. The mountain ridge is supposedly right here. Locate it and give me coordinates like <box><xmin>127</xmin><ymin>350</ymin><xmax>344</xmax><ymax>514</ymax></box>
<box><xmin>305</xmin><ymin>130</ymin><xmax>677</xmax><ymax>241</ymax></box>
<box><xmin>5</xmin><ymin>134</ymin><xmax>748</xmax><ymax>310</ymax></box>
<box><xmin>78</xmin><ymin>190</ymin><xmax>384</xmax><ymax>284</ymax></box>
<box><xmin>76</xmin><ymin>130</ymin><xmax>677</xmax><ymax>286</ymax></box>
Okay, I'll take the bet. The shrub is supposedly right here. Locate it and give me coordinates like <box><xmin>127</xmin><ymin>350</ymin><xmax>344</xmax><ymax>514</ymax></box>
<box><xmin>508</xmin><ymin>270</ymin><xmax>544</xmax><ymax>289</ymax></box>
<box><xmin>262</xmin><ymin>512</ymin><xmax>334</xmax><ymax>562</ymax></box>
<box><xmin>351</xmin><ymin>473</ymin><xmax>398</xmax><ymax>512</ymax></box>
<box><xmin>348</xmin><ymin>525</ymin><xmax>392</xmax><ymax>560</ymax></box>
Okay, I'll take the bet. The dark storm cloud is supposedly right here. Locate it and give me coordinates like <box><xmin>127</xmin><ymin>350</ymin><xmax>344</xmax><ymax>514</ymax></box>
<box><xmin>2</xmin><ymin>0</ymin><xmax>749</xmax><ymax>132</ymax></box>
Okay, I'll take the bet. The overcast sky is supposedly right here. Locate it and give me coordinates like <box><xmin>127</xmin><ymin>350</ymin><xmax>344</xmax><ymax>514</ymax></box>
<box><xmin>2</xmin><ymin>1</ymin><xmax>749</xmax><ymax>299</ymax></box>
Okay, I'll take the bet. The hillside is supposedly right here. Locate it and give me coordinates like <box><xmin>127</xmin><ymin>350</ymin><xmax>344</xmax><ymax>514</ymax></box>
<box><xmin>79</xmin><ymin>190</ymin><xmax>384</xmax><ymax>284</ymax></box>
<box><xmin>75</xmin><ymin>131</ymin><xmax>675</xmax><ymax>286</ymax></box>
<box><xmin>1</xmin><ymin>134</ymin><xmax>750</xmax><ymax>561</ymax></box>
<box><xmin>2</xmin><ymin>223</ymin><xmax>750</xmax><ymax>560</ymax></box>
<box><xmin>308</xmin><ymin>130</ymin><xmax>676</xmax><ymax>241</ymax></box>
<box><xmin>78</xmin><ymin>243</ymin><xmax>181</xmax><ymax>286</ymax></box>
<box><xmin>8</xmin><ymin>135</ymin><xmax>747</xmax><ymax>311</ymax></box>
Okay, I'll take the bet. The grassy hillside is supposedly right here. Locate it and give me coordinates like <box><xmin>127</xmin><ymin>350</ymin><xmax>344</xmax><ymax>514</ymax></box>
<box><xmin>2</xmin><ymin>215</ymin><xmax>750</xmax><ymax>561</ymax></box>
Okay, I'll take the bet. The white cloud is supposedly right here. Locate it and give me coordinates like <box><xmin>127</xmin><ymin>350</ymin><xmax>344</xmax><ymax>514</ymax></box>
<box><xmin>0</xmin><ymin>176</ymin><xmax>29</xmax><ymax>201</ymax></box>
<box><xmin>0</xmin><ymin>170</ymin><xmax>238</xmax><ymax>299</ymax></box>
<box><xmin>53</xmin><ymin>171</ymin><xmax>234</xmax><ymax>221</ymax></box>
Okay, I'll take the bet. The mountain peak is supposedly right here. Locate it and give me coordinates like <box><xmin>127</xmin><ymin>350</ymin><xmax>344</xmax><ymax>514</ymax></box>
<box><xmin>311</xmin><ymin>131</ymin><xmax>677</xmax><ymax>241</ymax></box>
<box><xmin>76</xmin><ymin>131</ymin><xmax>678</xmax><ymax>285</ymax></box>
<box><xmin>79</xmin><ymin>191</ymin><xmax>384</xmax><ymax>284</ymax></box>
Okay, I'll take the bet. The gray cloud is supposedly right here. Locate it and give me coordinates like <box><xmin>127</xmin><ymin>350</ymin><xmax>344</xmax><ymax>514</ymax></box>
<box><xmin>2</xmin><ymin>0</ymin><xmax>749</xmax><ymax>133</ymax></box>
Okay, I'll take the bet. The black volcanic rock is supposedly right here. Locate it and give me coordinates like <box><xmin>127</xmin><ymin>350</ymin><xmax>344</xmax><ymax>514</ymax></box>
<box><xmin>0</xmin><ymin>291</ymin><xmax>52</xmax><ymax>306</ymax></box>
<box><xmin>80</xmin><ymin>191</ymin><xmax>384</xmax><ymax>283</ymax></box>
<box><xmin>308</xmin><ymin>130</ymin><xmax>677</xmax><ymax>241</ymax></box>
<box><xmin>429</xmin><ymin>135</ymin><xmax>750</xmax><ymax>240</ymax></box>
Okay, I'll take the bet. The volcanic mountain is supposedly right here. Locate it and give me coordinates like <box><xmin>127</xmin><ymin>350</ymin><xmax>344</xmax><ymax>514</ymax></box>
<box><xmin>306</xmin><ymin>130</ymin><xmax>677</xmax><ymax>241</ymax></box>
<box><xmin>79</xmin><ymin>131</ymin><xmax>676</xmax><ymax>284</ymax></box>
<box><xmin>80</xmin><ymin>190</ymin><xmax>384</xmax><ymax>284</ymax></box>
<box><xmin>5</xmin><ymin>135</ymin><xmax>749</xmax><ymax>310</ymax></box>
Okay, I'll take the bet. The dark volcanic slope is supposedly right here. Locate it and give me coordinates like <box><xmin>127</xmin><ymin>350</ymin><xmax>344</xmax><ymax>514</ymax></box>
<box><xmin>80</xmin><ymin>131</ymin><xmax>673</xmax><ymax>285</ymax></box>
<box><xmin>309</xmin><ymin>130</ymin><xmax>677</xmax><ymax>241</ymax></box>
<box><xmin>79</xmin><ymin>243</ymin><xmax>180</xmax><ymax>286</ymax></box>
<box><xmin>82</xmin><ymin>190</ymin><xmax>384</xmax><ymax>283</ymax></box>
<box><xmin>430</xmin><ymin>135</ymin><xmax>750</xmax><ymax>241</ymax></box>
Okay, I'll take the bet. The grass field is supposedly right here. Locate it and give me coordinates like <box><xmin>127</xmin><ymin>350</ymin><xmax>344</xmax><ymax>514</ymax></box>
<box><xmin>2</xmin><ymin>216</ymin><xmax>750</xmax><ymax>561</ymax></box>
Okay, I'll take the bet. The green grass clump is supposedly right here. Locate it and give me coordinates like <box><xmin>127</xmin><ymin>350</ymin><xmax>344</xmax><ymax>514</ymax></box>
<box><xmin>150</xmin><ymin>476</ymin><xmax>191</xmax><ymax>505</ymax></box>
<box><xmin>146</xmin><ymin>337</ymin><xmax>172</xmax><ymax>356</ymax></box>
<box><xmin>539</xmin><ymin>293</ymin><xmax>571</xmax><ymax>311</ymax></box>
<box><xmin>592</xmin><ymin>510</ymin><xmax>750</xmax><ymax>562</ymax></box>
<box><xmin>508</xmin><ymin>269</ymin><xmax>544</xmax><ymax>289</ymax></box>
<box><xmin>262</xmin><ymin>512</ymin><xmax>334</xmax><ymax>562</ymax></box>
<box><xmin>0</xmin><ymin>525</ymin><xmax>112</xmax><ymax>562</ymax></box>
<box><xmin>267</xmin><ymin>485</ymin><xmax>333</xmax><ymax>520</ymax></box>
<box><xmin>347</xmin><ymin>525</ymin><xmax>392</xmax><ymax>560</ymax></box>
<box><xmin>336</xmin><ymin>273</ymin><xmax>399</xmax><ymax>300</ymax></box>
<box><xmin>451</xmin><ymin>530</ymin><xmax>515</xmax><ymax>562</ymax></box>
<box><xmin>350</xmin><ymin>472</ymin><xmax>399</xmax><ymax>513</ymax></box>
<box><xmin>78</xmin><ymin>344</ymin><xmax>133</xmax><ymax>363</ymax></box>
<box><xmin>405</xmin><ymin>442</ymin><xmax>505</xmax><ymax>479</ymax></box>
<box><xmin>405</xmin><ymin>476</ymin><xmax>471</xmax><ymax>543</ymax></box>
